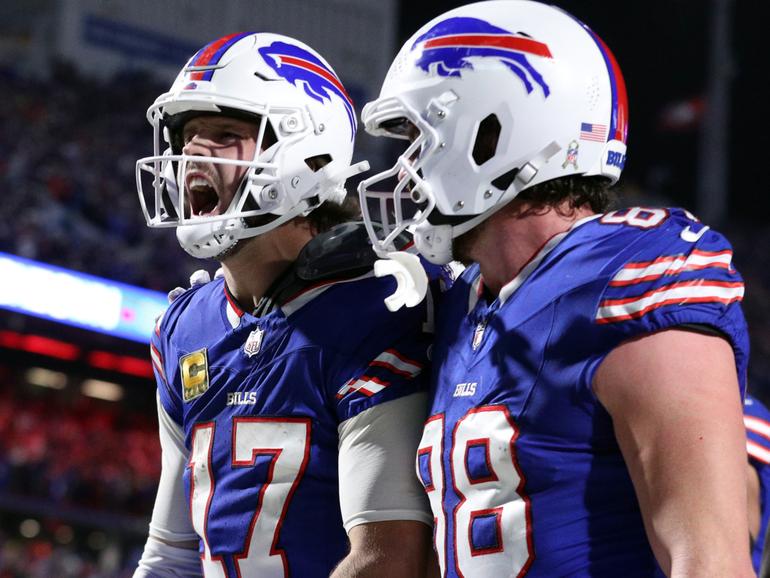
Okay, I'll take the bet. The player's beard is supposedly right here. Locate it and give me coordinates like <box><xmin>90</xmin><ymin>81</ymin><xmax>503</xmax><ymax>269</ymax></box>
<box><xmin>453</xmin><ymin>223</ymin><xmax>484</xmax><ymax>266</ymax></box>
<box><xmin>204</xmin><ymin>170</ymin><xmax>282</xmax><ymax>262</ymax></box>
<box><xmin>215</xmin><ymin>206</ymin><xmax>282</xmax><ymax>263</ymax></box>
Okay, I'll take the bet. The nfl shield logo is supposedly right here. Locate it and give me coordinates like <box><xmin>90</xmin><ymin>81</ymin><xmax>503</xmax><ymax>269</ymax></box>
<box><xmin>244</xmin><ymin>327</ymin><xmax>264</xmax><ymax>357</ymax></box>
<box><xmin>562</xmin><ymin>140</ymin><xmax>579</xmax><ymax>170</ymax></box>
<box><xmin>472</xmin><ymin>321</ymin><xmax>487</xmax><ymax>351</ymax></box>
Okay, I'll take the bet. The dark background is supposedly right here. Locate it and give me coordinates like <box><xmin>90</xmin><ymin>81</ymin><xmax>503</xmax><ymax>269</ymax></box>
<box><xmin>400</xmin><ymin>0</ymin><xmax>767</xmax><ymax>222</ymax></box>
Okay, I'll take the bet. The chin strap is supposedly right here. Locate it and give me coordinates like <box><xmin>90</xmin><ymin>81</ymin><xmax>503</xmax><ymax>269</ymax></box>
<box><xmin>452</xmin><ymin>140</ymin><xmax>563</xmax><ymax>239</ymax></box>
<box><xmin>411</xmin><ymin>141</ymin><xmax>563</xmax><ymax>265</ymax></box>
<box><xmin>374</xmin><ymin>252</ymin><xmax>429</xmax><ymax>311</ymax></box>
<box><xmin>217</xmin><ymin>160</ymin><xmax>373</xmax><ymax>249</ymax></box>
<box><xmin>318</xmin><ymin>160</ymin><xmax>370</xmax><ymax>204</ymax></box>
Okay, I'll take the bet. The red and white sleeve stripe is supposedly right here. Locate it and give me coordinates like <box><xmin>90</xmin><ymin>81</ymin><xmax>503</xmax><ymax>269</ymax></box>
<box><xmin>747</xmin><ymin>440</ymin><xmax>770</xmax><ymax>464</ymax></box>
<box><xmin>745</xmin><ymin>415</ymin><xmax>770</xmax><ymax>464</ymax></box>
<box><xmin>746</xmin><ymin>416</ymin><xmax>770</xmax><ymax>439</ymax></box>
<box><xmin>596</xmin><ymin>280</ymin><xmax>744</xmax><ymax>324</ymax></box>
<box><xmin>336</xmin><ymin>349</ymin><xmax>423</xmax><ymax>399</ymax></box>
<box><xmin>369</xmin><ymin>349</ymin><xmax>423</xmax><ymax>378</ymax></box>
<box><xmin>150</xmin><ymin>342</ymin><xmax>167</xmax><ymax>383</ymax></box>
<box><xmin>608</xmin><ymin>250</ymin><xmax>733</xmax><ymax>287</ymax></box>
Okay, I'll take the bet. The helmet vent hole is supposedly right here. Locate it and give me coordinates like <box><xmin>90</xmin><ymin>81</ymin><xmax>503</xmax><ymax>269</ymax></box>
<box><xmin>472</xmin><ymin>114</ymin><xmax>502</xmax><ymax>166</ymax></box>
<box><xmin>587</xmin><ymin>76</ymin><xmax>601</xmax><ymax>111</ymax></box>
<box><xmin>305</xmin><ymin>154</ymin><xmax>332</xmax><ymax>172</ymax></box>
<box><xmin>388</xmin><ymin>51</ymin><xmax>410</xmax><ymax>81</ymax></box>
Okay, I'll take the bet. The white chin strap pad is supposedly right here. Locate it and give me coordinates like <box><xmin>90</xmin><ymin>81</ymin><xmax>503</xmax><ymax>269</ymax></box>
<box><xmin>413</xmin><ymin>222</ymin><xmax>454</xmax><ymax>265</ymax></box>
<box><xmin>176</xmin><ymin>219</ymin><xmax>239</xmax><ymax>259</ymax></box>
<box><xmin>374</xmin><ymin>252</ymin><xmax>429</xmax><ymax>312</ymax></box>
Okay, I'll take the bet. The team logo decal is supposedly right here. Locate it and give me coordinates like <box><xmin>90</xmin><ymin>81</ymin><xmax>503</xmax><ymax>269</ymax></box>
<box><xmin>562</xmin><ymin>140</ymin><xmax>579</xmax><ymax>170</ymax></box>
<box><xmin>411</xmin><ymin>17</ymin><xmax>552</xmax><ymax>97</ymax></box>
<box><xmin>180</xmin><ymin>348</ymin><xmax>210</xmax><ymax>402</ymax></box>
<box><xmin>259</xmin><ymin>41</ymin><xmax>356</xmax><ymax>140</ymax></box>
<box><xmin>243</xmin><ymin>327</ymin><xmax>264</xmax><ymax>358</ymax></box>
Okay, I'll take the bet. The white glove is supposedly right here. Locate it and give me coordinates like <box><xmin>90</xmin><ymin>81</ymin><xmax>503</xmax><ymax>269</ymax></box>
<box><xmin>167</xmin><ymin>268</ymin><xmax>223</xmax><ymax>303</ymax></box>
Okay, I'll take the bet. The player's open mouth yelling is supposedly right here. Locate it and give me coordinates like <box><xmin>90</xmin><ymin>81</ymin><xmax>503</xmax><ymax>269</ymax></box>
<box><xmin>186</xmin><ymin>172</ymin><xmax>221</xmax><ymax>217</ymax></box>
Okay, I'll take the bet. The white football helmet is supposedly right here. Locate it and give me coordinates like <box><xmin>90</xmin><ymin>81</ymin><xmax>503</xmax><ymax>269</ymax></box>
<box><xmin>136</xmin><ymin>32</ymin><xmax>366</xmax><ymax>259</ymax></box>
<box><xmin>359</xmin><ymin>0</ymin><xmax>628</xmax><ymax>264</ymax></box>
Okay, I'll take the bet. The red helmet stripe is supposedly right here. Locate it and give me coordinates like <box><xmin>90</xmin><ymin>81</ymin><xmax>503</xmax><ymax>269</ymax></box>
<box><xmin>189</xmin><ymin>32</ymin><xmax>251</xmax><ymax>81</ymax></box>
<box><xmin>424</xmin><ymin>34</ymin><xmax>552</xmax><ymax>59</ymax></box>
<box><xmin>279</xmin><ymin>55</ymin><xmax>353</xmax><ymax>106</ymax></box>
<box><xmin>590</xmin><ymin>32</ymin><xmax>628</xmax><ymax>143</ymax></box>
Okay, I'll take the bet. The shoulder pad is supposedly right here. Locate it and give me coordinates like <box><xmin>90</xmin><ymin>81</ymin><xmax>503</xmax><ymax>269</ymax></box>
<box><xmin>296</xmin><ymin>221</ymin><xmax>411</xmax><ymax>281</ymax></box>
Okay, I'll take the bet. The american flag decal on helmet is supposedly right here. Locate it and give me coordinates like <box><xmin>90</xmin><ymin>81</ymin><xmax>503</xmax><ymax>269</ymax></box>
<box><xmin>411</xmin><ymin>16</ymin><xmax>552</xmax><ymax>97</ymax></box>
<box><xmin>259</xmin><ymin>41</ymin><xmax>356</xmax><ymax>140</ymax></box>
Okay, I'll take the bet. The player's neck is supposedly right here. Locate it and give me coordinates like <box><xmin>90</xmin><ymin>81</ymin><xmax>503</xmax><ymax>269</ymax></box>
<box><xmin>220</xmin><ymin>220</ymin><xmax>314</xmax><ymax>311</ymax></box>
<box><xmin>472</xmin><ymin>200</ymin><xmax>594</xmax><ymax>296</ymax></box>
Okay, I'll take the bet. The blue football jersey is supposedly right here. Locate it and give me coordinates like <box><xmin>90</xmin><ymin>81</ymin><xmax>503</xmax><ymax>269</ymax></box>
<box><xmin>150</xmin><ymin>260</ymin><xmax>432</xmax><ymax>577</ymax></box>
<box><xmin>745</xmin><ymin>393</ymin><xmax>770</xmax><ymax>572</ymax></box>
<box><xmin>418</xmin><ymin>208</ymin><xmax>749</xmax><ymax>577</ymax></box>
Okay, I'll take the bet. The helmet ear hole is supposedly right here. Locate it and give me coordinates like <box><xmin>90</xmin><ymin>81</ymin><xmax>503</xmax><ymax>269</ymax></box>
<box><xmin>472</xmin><ymin>114</ymin><xmax>502</xmax><ymax>166</ymax></box>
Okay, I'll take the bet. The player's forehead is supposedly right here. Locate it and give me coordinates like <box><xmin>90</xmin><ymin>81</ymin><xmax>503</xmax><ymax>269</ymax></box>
<box><xmin>183</xmin><ymin>114</ymin><xmax>259</xmax><ymax>135</ymax></box>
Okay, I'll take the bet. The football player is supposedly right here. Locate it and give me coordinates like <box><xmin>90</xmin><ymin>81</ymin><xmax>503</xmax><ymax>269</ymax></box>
<box><xmin>132</xmin><ymin>33</ymin><xmax>434</xmax><ymax>577</ymax></box>
<box><xmin>745</xmin><ymin>393</ymin><xmax>770</xmax><ymax>575</ymax></box>
<box><xmin>358</xmin><ymin>1</ymin><xmax>753</xmax><ymax>576</ymax></box>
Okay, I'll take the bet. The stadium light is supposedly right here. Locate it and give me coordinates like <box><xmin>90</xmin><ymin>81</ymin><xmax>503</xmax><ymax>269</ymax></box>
<box><xmin>81</xmin><ymin>378</ymin><xmax>124</xmax><ymax>402</ymax></box>
<box><xmin>25</xmin><ymin>367</ymin><xmax>68</xmax><ymax>390</ymax></box>
<box><xmin>0</xmin><ymin>251</ymin><xmax>167</xmax><ymax>343</ymax></box>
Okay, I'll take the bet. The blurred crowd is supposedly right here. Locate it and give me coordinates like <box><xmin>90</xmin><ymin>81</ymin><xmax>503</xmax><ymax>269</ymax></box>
<box><xmin>0</xmin><ymin>530</ymin><xmax>140</xmax><ymax>578</ymax></box>
<box><xmin>0</xmin><ymin>63</ymin><xmax>198</xmax><ymax>292</ymax></box>
<box><xmin>0</xmin><ymin>383</ymin><xmax>156</xmax><ymax>576</ymax></box>
<box><xmin>0</xmin><ymin>388</ymin><xmax>159</xmax><ymax>515</ymax></box>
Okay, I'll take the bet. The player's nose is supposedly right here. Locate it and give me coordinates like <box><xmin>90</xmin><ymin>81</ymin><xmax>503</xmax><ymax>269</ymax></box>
<box><xmin>182</xmin><ymin>134</ymin><xmax>213</xmax><ymax>156</ymax></box>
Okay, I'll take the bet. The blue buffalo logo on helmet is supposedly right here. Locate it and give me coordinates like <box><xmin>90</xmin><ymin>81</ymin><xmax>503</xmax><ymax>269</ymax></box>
<box><xmin>259</xmin><ymin>41</ymin><xmax>356</xmax><ymax>140</ymax></box>
<box><xmin>411</xmin><ymin>16</ymin><xmax>553</xmax><ymax>98</ymax></box>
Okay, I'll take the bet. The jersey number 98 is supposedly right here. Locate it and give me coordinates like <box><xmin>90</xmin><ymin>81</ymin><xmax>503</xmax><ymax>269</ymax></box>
<box><xmin>417</xmin><ymin>406</ymin><xmax>533</xmax><ymax>577</ymax></box>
